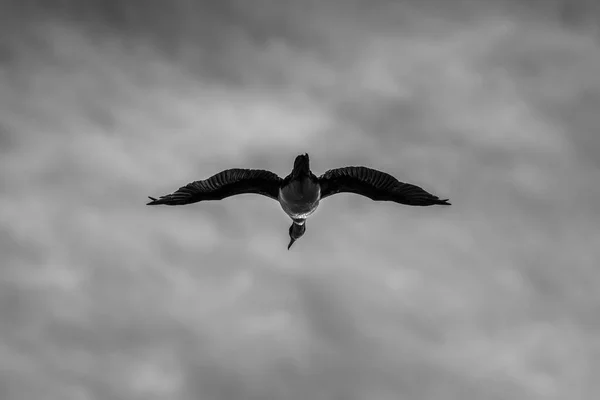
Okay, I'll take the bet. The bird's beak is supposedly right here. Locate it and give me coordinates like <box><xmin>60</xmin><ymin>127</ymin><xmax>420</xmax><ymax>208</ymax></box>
<box><xmin>288</xmin><ymin>237</ymin><xmax>296</xmax><ymax>250</ymax></box>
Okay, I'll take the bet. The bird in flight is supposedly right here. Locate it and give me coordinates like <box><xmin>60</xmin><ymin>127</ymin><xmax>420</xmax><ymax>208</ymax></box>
<box><xmin>147</xmin><ymin>154</ymin><xmax>450</xmax><ymax>249</ymax></box>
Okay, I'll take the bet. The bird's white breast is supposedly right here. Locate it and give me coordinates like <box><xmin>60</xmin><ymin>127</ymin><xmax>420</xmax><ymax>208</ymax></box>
<box><xmin>278</xmin><ymin>179</ymin><xmax>321</xmax><ymax>219</ymax></box>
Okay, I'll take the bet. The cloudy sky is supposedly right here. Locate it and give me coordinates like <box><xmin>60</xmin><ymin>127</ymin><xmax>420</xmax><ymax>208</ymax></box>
<box><xmin>1</xmin><ymin>0</ymin><xmax>599</xmax><ymax>399</ymax></box>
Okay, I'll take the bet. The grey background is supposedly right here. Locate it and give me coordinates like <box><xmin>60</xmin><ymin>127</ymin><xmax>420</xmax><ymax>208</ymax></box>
<box><xmin>1</xmin><ymin>0</ymin><xmax>599</xmax><ymax>399</ymax></box>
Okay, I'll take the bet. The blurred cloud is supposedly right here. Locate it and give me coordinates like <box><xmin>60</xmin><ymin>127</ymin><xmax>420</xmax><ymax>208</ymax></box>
<box><xmin>1</xmin><ymin>0</ymin><xmax>600</xmax><ymax>399</ymax></box>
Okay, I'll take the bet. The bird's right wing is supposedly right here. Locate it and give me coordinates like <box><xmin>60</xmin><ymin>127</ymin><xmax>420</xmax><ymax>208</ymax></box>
<box><xmin>318</xmin><ymin>166</ymin><xmax>450</xmax><ymax>206</ymax></box>
<box><xmin>147</xmin><ymin>169</ymin><xmax>282</xmax><ymax>206</ymax></box>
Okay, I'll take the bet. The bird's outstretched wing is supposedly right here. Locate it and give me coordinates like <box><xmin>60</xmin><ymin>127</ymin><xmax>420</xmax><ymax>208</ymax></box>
<box><xmin>147</xmin><ymin>169</ymin><xmax>282</xmax><ymax>206</ymax></box>
<box><xmin>318</xmin><ymin>166</ymin><xmax>450</xmax><ymax>206</ymax></box>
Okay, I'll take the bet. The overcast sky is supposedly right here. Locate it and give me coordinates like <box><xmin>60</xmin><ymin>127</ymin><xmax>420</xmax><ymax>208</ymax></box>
<box><xmin>1</xmin><ymin>1</ymin><xmax>599</xmax><ymax>399</ymax></box>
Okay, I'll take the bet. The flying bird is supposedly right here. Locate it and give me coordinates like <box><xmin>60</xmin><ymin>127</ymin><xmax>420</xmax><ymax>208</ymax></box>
<box><xmin>147</xmin><ymin>154</ymin><xmax>450</xmax><ymax>249</ymax></box>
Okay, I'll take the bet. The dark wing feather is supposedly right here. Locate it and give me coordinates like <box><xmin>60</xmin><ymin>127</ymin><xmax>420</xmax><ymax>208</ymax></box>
<box><xmin>318</xmin><ymin>166</ymin><xmax>450</xmax><ymax>206</ymax></box>
<box><xmin>147</xmin><ymin>169</ymin><xmax>282</xmax><ymax>206</ymax></box>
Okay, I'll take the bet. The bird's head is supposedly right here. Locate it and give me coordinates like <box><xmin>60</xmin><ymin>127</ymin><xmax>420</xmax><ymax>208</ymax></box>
<box><xmin>288</xmin><ymin>221</ymin><xmax>306</xmax><ymax>250</ymax></box>
<box><xmin>291</xmin><ymin>153</ymin><xmax>310</xmax><ymax>179</ymax></box>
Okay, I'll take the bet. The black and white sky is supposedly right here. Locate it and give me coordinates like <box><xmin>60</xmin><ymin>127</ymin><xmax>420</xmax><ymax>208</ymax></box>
<box><xmin>1</xmin><ymin>1</ymin><xmax>600</xmax><ymax>399</ymax></box>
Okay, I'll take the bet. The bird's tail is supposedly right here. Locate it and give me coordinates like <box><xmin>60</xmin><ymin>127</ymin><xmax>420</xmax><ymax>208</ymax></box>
<box><xmin>292</xmin><ymin>153</ymin><xmax>310</xmax><ymax>178</ymax></box>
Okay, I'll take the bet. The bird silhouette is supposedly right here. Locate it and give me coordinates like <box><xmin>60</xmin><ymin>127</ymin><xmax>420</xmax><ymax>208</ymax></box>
<box><xmin>147</xmin><ymin>154</ymin><xmax>450</xmax><ymax>249</ymax></box>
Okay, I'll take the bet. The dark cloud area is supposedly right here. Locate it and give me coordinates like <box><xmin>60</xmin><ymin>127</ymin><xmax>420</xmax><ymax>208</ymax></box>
<box><xmin>1</xmin><ymin>0</ymin><xmax>599</xmax><ymax>399</ymax></box>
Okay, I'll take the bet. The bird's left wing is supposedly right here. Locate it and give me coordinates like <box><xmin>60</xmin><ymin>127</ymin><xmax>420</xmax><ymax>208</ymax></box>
<box><xmin>147</xmin><ymin>168</ymin><xmax>282</xmax><ymax>206</ymax></box>
<box><xmin>318</xmin><ymin>166</ymin><xmax>450</xmax><ymax>206</ymax></box>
